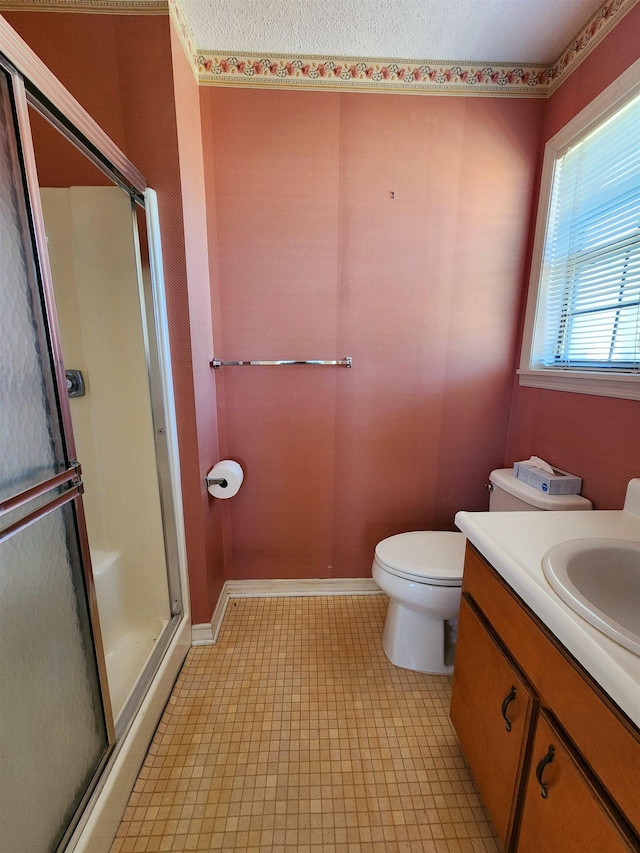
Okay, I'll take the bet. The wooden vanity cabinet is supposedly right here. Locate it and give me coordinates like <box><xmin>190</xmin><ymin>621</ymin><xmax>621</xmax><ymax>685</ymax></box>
<box><xmin>451</xmin><ymin>544</ymin><xmax>640</xmax><ymax>853</ymax></box>
<box><xmin>450</xmin><ymin>598</ymin><xmax>535</xmax><ymax>847</ymax></box>
<box><xmin>518</xmin><ymin>711</ymin><xmax>634</xmax><ymax>853</ymax></box>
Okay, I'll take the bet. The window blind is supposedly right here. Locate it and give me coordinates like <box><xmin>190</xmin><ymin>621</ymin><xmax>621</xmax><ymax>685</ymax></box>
<box><xmin>537</xmin><ymin>92</ymin><xmax>640</xmax><ymax>372</ymax></box>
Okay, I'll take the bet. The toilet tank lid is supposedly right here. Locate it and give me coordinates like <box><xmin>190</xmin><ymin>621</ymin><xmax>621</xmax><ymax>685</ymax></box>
<box><xmin>375</xmin><ymin>531</ymin><xmax>466</xmax><ymax>580</ymax></box>
<box><xmin>489</xmin><ymin>468</ymin><xmax>592</xmax><ymax>511</ymax></box>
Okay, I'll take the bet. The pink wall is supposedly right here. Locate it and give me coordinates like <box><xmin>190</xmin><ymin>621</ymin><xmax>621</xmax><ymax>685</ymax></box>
<box><xmin>505</xmin><ymin>3</ymin><xmax>640</xmax><ymax>510</ymax></box>
<box><xmin>5</xmin><ymin>12</ymin><xmax>225</xmax><ymax>621</ymax></box>
<box><xmin>169</xmin><ymin>24</ymin><xmax>226</xmax><ymax>618</ymax></box>
<box><xmin>28</xmin><ymin>109</ymin><xmax>113</xmax><ymax>187</ymax></box>
<box><xmin>10</xmin><ymin>4</ymin><xmax>638</xmax><ymax>606</ymax></box>
<box><xmin>201</xmin><ymin>88</ymin><xmax>546</xmax><ymax>579</ymax></box>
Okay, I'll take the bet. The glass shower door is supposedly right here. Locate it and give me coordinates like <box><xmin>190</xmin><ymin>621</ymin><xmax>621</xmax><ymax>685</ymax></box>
<box><xmin>0</xmin><ymin>68</ymin><xmax>112</xmax><ymax>852</ymax></box>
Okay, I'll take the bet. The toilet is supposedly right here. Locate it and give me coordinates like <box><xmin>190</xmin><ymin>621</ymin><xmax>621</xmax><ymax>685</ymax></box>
<box><xmin>372</xmin><ymin>467</ymin><xmax>592</xmax><ymax>674</ymax></box>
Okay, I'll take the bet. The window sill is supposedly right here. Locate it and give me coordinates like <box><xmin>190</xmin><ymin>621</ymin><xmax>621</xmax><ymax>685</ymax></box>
<box><xmin>517</xmin><ymin>369</ymin><xmax>640</xmax><ymax>401</ymax></box>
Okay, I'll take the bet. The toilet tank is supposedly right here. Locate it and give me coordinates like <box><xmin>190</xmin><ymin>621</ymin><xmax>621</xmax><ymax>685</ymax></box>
<box><xmin>488</xmin><ymin>468</ymin><xmax>592</xmax><ymax>512</ymax></box>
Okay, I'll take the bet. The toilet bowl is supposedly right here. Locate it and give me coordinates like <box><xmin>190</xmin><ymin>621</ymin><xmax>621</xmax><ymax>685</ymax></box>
<box><xmin>373</xmin><ymin>468</ymin><xmax>593</xmax><ymax>674</ymax></box>
<box><xmin>372</xmin><ymin>531</ymin><xmax>465</xmax><ymax>674</ymax></box>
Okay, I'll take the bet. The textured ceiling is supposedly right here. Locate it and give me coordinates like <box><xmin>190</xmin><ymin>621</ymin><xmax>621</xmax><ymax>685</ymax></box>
<box><xmin>181</xmin><ymin>0</ymin><xmax>606</xmax><ymax>63</ymax></box>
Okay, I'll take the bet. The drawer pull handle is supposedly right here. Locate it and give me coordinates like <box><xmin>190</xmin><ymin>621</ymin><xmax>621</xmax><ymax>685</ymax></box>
<box><xmin>535</xmin><ymin>745</ymin><xmax>555</xmax><ymax>798</ymax></box>
<box><xmin>501</xmin><ymin>686</ymin><xmax>517</xmax><ymax>732</ymax></box>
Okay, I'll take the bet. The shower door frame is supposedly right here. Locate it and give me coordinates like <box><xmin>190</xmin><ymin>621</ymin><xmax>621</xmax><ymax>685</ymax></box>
<box><xmin>0</xmin><ymin>15</ymin><xmax>185</xmax><ymax>630</ymax></box>
<box><xmin>0</xmin><ymin>15</ymin><xmax>189</xmax><ymax>851</ymax></box>
<box><xmin>0</xmin><ymin>61</ymin><xmax>116</xmax><ymax>853</ymax></box>
<box><xmin>14</xmin><ymin>72</ymin><xmax>186</xmax><ymax>637</ymax></box>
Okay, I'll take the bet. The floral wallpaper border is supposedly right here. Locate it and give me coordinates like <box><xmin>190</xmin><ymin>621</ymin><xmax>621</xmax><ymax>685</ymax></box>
<box><xmin>0</xmin><ymin>0</ymin><xmax>637</xmax><ymax>96</ymax></box>
<box><xmin>548</xmin><ymin>0</ymin><xmax>638</xmax><ymax>90</ymax></box>
<box><xmin>196</xmin><ymin>0</ymin><xmax>639</xmax><ymax>96</ymax></box>
<box><xmin>0</xmin><ymin>0</ymin><xmax>168</xmax><ymax>12</ymax></box>
<box><xmin>168</xmin><ymin>0</ymin><xmax>195</xmax><ymax>75</ymax></box>
<box><xmin>196</xmin><ymin>55</ymin><xmax>553</xmax><ymax>95</ymax></box>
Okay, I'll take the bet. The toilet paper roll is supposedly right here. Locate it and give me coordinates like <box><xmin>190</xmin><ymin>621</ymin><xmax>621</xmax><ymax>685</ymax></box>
<box><xmin>206</xmin><ymin>460</ymin><xmax>244</xmax><ymax>499</ymax></box>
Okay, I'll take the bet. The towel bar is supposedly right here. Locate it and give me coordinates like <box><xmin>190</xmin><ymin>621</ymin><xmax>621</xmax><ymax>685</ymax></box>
<box><xmin>211</xmin><ymin>357</ymin><xmax>352</xmax><ymax>369</ymax></box>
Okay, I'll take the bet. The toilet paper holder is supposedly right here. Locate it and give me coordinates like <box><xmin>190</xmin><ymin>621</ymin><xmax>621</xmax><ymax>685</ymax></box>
<box><xmin>206</xmin><ymin>460</ymin><xmax>244</xmax><ymax>498</ymax></box>
<box><xmin>206</xmin><ymin>474</ymin><xmax>228</xmax><ymax>489</ymax></box>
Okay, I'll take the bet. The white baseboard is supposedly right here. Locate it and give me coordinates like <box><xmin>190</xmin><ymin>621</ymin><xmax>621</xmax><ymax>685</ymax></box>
<box><xmin>191</xmin><ymin>582</ymin><xmax>232</xmax><ymax>646</ymax></box>
<box><xmin>192</xmin><ymin>578</ymin><xmax>382</xmax><ymax>646</ymax></box>
<box><xmin>225</xmin><ymin>577</ymin><xmax>382</xmax><ymax>597</ymax></box>
<box><xmin>191</xmin><ymin>621</ymin><xmax>215</xmax><ymax>645</ymax></box>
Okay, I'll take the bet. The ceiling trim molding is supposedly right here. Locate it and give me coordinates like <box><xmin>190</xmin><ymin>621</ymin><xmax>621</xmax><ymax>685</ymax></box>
<box><xmin>547</xmin><ymin>0</ymin><xmax>640</xmax><ymax>94</ymax></box>
<box><xmin>168</xmin><ymin>0</ymin><xmax>195</xmax><ymax>76</ymax></box>
<box><xmin>0</xmin><ymin>0</ymin><xmax>168</xmax><ymax>12</ymax></box>
<box><xmin>195</xmin><ymin>0</ymin><xmax>640</xmax><ymax>96</ymax></box>
<box><xmin>0</xmin><ymin>0</ymin><xmax>638</xmax><ymax>97</ymax></box>
<box><xmin>196</xmin><ymin>54</ymin><xmax>552</xmax><ymax>97</ymax></box>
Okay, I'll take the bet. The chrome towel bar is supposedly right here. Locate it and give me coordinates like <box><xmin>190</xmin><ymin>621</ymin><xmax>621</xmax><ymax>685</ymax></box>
<box><xmin>211</xmin><ymin>356</ymin><xmax>352</xmax><ymax>369</ymax></box>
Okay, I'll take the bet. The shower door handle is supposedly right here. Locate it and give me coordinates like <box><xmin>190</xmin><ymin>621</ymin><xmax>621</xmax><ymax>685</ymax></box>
<box><xmin>0</xmin><ymin>463</ymin><xmax>84</xmax><ymax>543</ymax></box>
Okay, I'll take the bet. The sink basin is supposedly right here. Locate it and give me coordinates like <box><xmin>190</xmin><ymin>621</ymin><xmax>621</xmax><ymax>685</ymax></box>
<box><xmin>542</xmin><ymin>538</ymin><xmax>640</xmax><ymax>655</ymax></box>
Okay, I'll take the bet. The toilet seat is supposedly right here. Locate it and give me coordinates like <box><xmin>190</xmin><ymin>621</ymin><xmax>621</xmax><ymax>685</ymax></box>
<box><xmin>374</xmin><ymin>531</ymin><xmax>465</xmax><ymax>586</ymax></box>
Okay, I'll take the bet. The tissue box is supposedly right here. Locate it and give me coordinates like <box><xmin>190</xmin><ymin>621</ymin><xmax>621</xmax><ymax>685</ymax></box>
<box><xmin>513</xmin><ymin>463</ymin><xmax>582</xmax><ymax>495</ymax></box>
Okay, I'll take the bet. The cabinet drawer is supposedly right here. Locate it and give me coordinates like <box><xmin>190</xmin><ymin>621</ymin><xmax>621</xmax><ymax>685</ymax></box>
<box><xmin>451</xmin><ymin>597</ymin><xmax>536</xmax><ymax>848</ymax></box>
<box><xmin>517</xmin><ymin>712</ymin><xmax>635</xmax><ymax>853</ymax></box>
<box><xmin>463</xmin><ymin>544</ymin><xmax>640</xmax><ymax>832</ymax></box>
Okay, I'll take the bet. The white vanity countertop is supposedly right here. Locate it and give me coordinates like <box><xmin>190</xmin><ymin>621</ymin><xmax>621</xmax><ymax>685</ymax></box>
<box><xmin>454</xmin><ymin>507</ymin><xmax>640</xmax><ymax>728</ymax></box>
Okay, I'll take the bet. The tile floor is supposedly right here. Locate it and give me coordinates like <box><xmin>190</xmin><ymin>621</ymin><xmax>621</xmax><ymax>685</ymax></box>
<box><xmin>110</xmin><ymin>595</ymin><xmax>502</xmax><ymax>853</ymax></box>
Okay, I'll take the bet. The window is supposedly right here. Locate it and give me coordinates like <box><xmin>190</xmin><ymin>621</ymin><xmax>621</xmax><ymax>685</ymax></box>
<box><xmin>519</xmin><ymin>58</ymin><xmax>640</xmax><ymax>400</ymax></box>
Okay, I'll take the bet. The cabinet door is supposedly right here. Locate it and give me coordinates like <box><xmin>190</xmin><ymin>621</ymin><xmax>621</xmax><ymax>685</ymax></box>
<box><xmin>517</xmin><ymin>712</ymin><xmax>635</xmax><ymax>853</ymax></box>
<box><xmin>451</xmin><ymin>596</ymin><xmax>535</xmax><ymax>848</ymax></box>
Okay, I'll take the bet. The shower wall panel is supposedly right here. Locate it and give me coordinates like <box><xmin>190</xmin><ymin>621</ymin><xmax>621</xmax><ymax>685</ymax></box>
<box><xmin>40</xmin><ymin>187</ymin><xmax>171</xmax><ymax>718</ymax></box>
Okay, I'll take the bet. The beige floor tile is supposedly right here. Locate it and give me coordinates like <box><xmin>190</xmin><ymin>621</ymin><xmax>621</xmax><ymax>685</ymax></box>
<box><xmin>111</xmin><ymin>596</ymin><xmax>502</xmax><ymax>853</ymax></box>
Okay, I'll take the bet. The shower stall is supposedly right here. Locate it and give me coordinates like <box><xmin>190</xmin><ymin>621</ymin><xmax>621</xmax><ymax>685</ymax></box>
<box><xmin>0</xmin><ymin>20</ymin><xmax>189</xmax><ymax>853</ymax></box>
